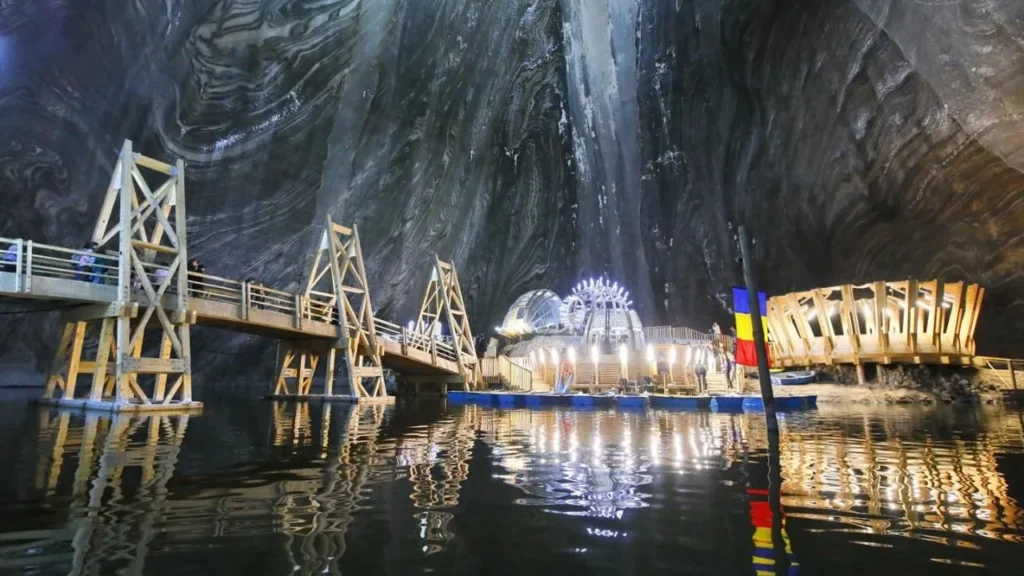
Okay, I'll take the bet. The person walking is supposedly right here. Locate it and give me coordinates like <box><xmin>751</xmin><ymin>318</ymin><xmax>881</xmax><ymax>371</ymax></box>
<box><xmin>694</xmin><ymin>360</ymin><xmax>708</xmax><ymax>394</ymax></box>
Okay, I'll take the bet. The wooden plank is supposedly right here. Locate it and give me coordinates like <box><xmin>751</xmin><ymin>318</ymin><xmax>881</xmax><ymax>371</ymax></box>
<box><xmin>325</xmin><ymin>348</ymin><xmax>336</xmax><ymax>396</ymax></box>
<box><xmin>43</xmin><ymin>324</ymin><xmax>75</xmax><ymax>398</ymax></box>
<box><xmin>92</xmin><ymin>156</ymin><xmax>124</xmax><ymax>245</ymax></box>
<box><xmin>905</xmin><ymin>279</ymin><xmax>918</xmax><ymax>353</ymax></box>
<box><xmin>64</xmin><ymin>322</ymin><xmax>87</xmax><ymax>400</ymax></box>
<box><xmin>154</xmin><ymin>333</ymin><xmax>172</xmax><ymax>401</ymax></box>
<box><xmin>122</xmin><ymin>358</ymin><xmax>186</xmax><ymax>374</ymax></box>
<box><xmin>134</xmin><ymin>154</ymin><xmax>174</xmax><ymax>175</ymax></box>
<box><xmin>130</xmin><ymin>239</ymin><xmax>177</xmax><ymax>255</ymax></box>
<box><xmin>874</xmin><ymin>281</ymin><xmax>888</xmax><ymax>357</ymax></box>
<box><xmin>90</xmin><ymin>319</ymin><xmax>115</xmax><ymax>401</ymax></box>
<box><xmin>968</xmin><ymin>287</ymin><xmax>985</xmax><ymax>354</ymax></box>
<box><xmin>810</xmin><ymin>289</ymin><xmax>834</xmax><ymax>357</ymax></box>
<box><xmin>840</xmin><ymin>285</ymin><xmax>860</xmax><ymax>357</ymax></box>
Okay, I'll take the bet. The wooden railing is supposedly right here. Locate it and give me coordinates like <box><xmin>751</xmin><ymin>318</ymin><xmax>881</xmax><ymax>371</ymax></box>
<box><xmin>1</xmin><ymin>238</ymin><xmax>121</xmax><ymax>292</ymax></box>
<box><xmin>643</xmin><ymin>326</ymin><xmax>714</xmax><ymax>344</ymax></box>
<box><xmin>374</xmin><ymin>318</ymin><xmax>460</xmax><ymax>363</ymax></box>
<box><xmin>975</xmin><ymin>356</ymin><xmax>1024</xmax><ymax>390</ymax></box>
<box><xmin>481</xmin><ymin>355</ymin><xmax>534</xmax><ymax>391</ymax></box>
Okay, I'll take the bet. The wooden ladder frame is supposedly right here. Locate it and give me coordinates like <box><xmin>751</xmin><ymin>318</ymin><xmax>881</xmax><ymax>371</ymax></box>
<box><xmin>42</xmin><ymin>140</ymin><xmax>195</xmax><ymax>411</ymax></box>
<box><xmin>415</xmin><ymin>255</ymin><xmax>481</xmax><ymax>389</ymax></box>
<box><xmin>272</xmin><ymin>216</ymin><xmax>387</xmax><ymax>400</ymax></box>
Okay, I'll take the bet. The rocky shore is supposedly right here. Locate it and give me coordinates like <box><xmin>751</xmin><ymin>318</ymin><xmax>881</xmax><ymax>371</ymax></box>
<box><xmin>744</xmin><ymin>365</ymin><xmax>1008</xmax><ymax>405</ymax></box>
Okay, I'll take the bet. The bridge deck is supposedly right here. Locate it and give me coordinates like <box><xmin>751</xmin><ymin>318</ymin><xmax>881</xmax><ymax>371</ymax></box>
<box><xmin>0</xmin><ymin>239</ymin><xmax>462</xmax><ymax>378</ymax></box>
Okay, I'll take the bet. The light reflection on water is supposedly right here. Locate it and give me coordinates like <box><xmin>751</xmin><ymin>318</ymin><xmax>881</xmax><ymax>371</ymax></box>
<box><xmin>0</xmin><ymin>396</ymin><xmax>1023</xmax><ymax>575</ymax></box>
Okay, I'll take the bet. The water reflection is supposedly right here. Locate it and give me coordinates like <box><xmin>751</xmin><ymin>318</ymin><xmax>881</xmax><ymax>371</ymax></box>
<box><xmin>2</xmin><ymin>410</ymin><xmax>191</xmax><ymax>575</ymax></box>
<box><xmin>0</xmin><ymin>400</ymin><xmax>1022</xmax><ymax>574</ymax></box>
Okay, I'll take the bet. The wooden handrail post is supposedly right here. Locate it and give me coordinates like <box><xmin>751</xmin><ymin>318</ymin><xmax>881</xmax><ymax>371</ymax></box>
<box><xmin>294</xmin><ymin>294</ymin><xmax>302</xmax><ymax>330</ymax></box>
<box><xmin>13</xmin><ymin>239</ymin><xmax>23</xmax><ymax>292</ymax></box>
<box><xmin>241</xmin><ymin>281</ymin><xmax>250</xmax><ymax>320</ymax></box>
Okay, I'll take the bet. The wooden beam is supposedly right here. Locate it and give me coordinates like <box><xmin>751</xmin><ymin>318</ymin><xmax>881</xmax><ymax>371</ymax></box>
<box><xmin>134</xmin><ymin>154</ymin><xmax>174</xmax><ymax>175</ymax></box>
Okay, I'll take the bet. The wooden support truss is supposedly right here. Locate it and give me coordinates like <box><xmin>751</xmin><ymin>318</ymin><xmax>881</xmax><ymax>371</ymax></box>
<box><xmin>415</xmin><ymin>255</ymin><xmax>481</xmax><ymax>389</ymax></box>
<box><xmin>42</xmin><ymin>140</ymin><xmax>194</xmax><ymax>410</ymax></box>
<box><xmin>272</xmin><ymin>216</ymin><xmax>386</xmax><ymax>400</ymax></box>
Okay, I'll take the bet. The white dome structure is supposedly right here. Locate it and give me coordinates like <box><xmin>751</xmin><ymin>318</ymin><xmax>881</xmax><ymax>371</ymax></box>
<box><xmin>498</xmin><ymin>278</ymin><xmax>645</xmax><ymax>349</ymax></box>
<box><xmin>497</xmin><ymin>289</ymin><xmax>566</xmax><ymax>336</ymax></box>
<box><xmin>569</xmin><ymin>278</ymin><xmax>644</xmax><ymax>349</ymax></box>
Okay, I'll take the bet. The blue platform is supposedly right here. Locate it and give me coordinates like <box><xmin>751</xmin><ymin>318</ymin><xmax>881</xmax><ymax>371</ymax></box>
<box><xmin>650</xmin><ymin>395</ymin><xmax>711</xmax><ymax>410</ymax></box>
<box><xmin>445</xmin><ymin>392</ymin><xmax>817</xmax><ymax>413</ymax></box>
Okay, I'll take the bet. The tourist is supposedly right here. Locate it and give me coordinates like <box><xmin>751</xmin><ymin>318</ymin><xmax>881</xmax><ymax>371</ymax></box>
<box><xmin>2</xmin><ymin>243</ymin><xmax>17</xmax><ymax>272</ymax></box>
<box><xmin>73</xmin><ymin>242</ymin><xmax>97</xmax><ymax>282</ymax></box>
<box><xmin>247</xmin><ymin>278</ymin><xmax>265</xmax><ymax>309</ymax></box>
<box><xmin>154</xmin><ymin>266</ymin><xmax>169</xmax><ymax>288</ymax></box>
<box><xmin>694</xmin><ymin>360</ymin><xmax>708</xmax><ymax>394</ymax></box>
<box><xmin>187</xmin><ymin>258</ymin><xmax>202</xmax><ymax>296</ymax></box>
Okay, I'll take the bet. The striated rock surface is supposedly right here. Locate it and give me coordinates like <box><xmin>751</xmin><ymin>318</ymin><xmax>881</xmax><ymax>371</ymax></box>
<box><xmin>2</xmin><ymin>0</ymin><xmax>1024</xmax><ymax>379</ymax></box>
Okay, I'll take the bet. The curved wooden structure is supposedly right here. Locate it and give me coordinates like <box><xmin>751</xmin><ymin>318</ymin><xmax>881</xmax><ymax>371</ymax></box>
<box><xmin>765</xmin><ymin>280</ymin><xmax>984</xmax><ymax>367</ymax></box>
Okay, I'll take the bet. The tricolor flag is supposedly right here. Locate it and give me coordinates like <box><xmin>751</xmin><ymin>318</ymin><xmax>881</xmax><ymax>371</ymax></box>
<box><xmin>733</xmin><ymin>287</ymin><xmax>770</xmax><ymax>367</ymax></box>
<box><xmin>748</xmin><ymin>488</ymin><xmax>799</xmax><ymax>575</ymax></box>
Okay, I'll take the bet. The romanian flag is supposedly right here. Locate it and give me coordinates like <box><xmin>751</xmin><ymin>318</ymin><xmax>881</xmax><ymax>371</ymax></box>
<box><xmin>733</xmin><ymin>287</ymin><xmax>770</xmax><ymax>367</ymax></box>
<box><xmin>748</xmin><ymin>488</ymin><xmax>799</xmax><ymax>575</ymax></box>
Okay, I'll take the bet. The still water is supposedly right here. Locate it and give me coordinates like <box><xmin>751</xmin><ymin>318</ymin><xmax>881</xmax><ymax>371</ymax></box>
<box><xmin>1</xmin><ymin>391</ymin><xmax>1023</xmax><ymax>575</ymax></box>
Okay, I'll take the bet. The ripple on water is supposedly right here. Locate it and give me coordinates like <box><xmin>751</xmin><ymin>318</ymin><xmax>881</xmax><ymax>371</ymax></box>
<box><xmin>1</xmin><ymin>398</ymin><xmax>1023</xmax><ymax>575</ymax></box>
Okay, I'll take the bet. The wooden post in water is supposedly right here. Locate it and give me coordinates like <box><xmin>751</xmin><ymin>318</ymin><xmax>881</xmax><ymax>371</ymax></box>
<box><xmin>738</xmin><ymin>226</ymin><xmax>775</xmax><ymax>413</ymax></box>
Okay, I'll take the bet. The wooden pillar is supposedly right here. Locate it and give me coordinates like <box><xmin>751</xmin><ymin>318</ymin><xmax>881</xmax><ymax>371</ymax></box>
<box><xmin>1010</xmin><ymin>363</ymin><xmax>1018</xmax><ymax>390</ymax></box>
<box><xmin>153</xmin><ymin>333</ymin><xmax>172</xmax><ymax>401</ymax></box>
<box><xmin>856</xmin><ymin>364</ymin><xmax>866</xmax><ymax>386</ymax></box>
<box><xmin>64</xmin><ymin>322</ymin><xmax>88</xmax><ymax>400</ymax></box>
<box><xmin>325</xmin><ymin>348</ymin><xmax>337</xmax><ymax>396</ymax></box>
<box><xmin>43</xmin><ymin>323</ymin><xmax>75</xmax><ymax>398</ymax></box>
<box><xmin>113</xmin><ymin>140</ymin><xmax>135</xmax><ymax>405</ymax></box>
<box><xmin>90</xmin><ymin>319</ymin><xmax>115</xmax><ymax>400</ymax></box>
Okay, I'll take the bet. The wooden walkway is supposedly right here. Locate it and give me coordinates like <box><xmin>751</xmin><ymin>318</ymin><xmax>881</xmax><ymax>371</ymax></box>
<box><xmin>0</xmin><ymin>140</ymin><xmax>484</xmax><ymax>412</ymax></box>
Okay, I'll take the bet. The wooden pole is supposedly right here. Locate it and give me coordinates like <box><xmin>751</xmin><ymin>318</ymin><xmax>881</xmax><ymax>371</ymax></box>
<box><xmin>738</xmin><ymin>226</ymin><xmax>775</xmax><ymax>413</ymax></box>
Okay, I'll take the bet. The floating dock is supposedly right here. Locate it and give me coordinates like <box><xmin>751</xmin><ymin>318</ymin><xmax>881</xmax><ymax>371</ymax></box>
<box><xmin>447</xmin><ymin>391</ymin><xmax>816</xmax><ymax>412</ymax></box>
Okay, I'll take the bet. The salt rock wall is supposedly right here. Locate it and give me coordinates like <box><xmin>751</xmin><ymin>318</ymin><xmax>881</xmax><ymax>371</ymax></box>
<box><xmin>1</xmin><ymin>0</ymin><xmax>1023</xmax><ymax>380</ymax></box>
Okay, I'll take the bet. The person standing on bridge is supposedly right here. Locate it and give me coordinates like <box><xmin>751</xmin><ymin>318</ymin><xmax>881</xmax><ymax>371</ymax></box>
<box><xmin>2</xmin><ymin>243</ymin><xmax>17</xmax><ymax>272</ymax></box>
<box><xmin>187</xmin><ymin>258</ymin><xmax>202</xmax><ymax>296</ymax></box>
<box><xmin>73</xmin><ymin>242</ymin><xmax>98</xmax><ymax>283</ymax></box>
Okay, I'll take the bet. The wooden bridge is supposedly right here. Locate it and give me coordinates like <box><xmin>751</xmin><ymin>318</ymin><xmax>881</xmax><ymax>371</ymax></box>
<box><xmin>0</xmin><ymin>140</ymin><xmax>483</xmax><ymax>412</ymax></box>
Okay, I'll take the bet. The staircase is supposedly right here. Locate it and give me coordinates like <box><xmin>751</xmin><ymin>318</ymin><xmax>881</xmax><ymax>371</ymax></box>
<box><xmin>704</xmin><ymin>373</ymin><xmax>732</xmax><ymax>395</ymax></box>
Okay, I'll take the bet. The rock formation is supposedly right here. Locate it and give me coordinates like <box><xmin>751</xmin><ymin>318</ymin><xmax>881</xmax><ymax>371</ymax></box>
<box><xmin>1</xmin><ymin>0</ymin><xmax>1023</xmax><ymax>379</ymax></box>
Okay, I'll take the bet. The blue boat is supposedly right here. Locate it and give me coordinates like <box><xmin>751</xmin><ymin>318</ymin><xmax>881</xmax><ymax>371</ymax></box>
<box><xmin>711</xmin><ymin>396</ymin><xmax>745</xmax><ymax>412</ymax></box>
<box><xmin>742</xmin><ymin>395</ymin><xmax>818</xmax><ymax>411</ymax></box>
<box><xmin>496</xmin><ymin>393</ymin><xmax>518</xmax><ymax>407</ymax></box>
<box><xmin>447</xmin><ymin>391</ymin><xmax>469</xmax><ymax>403</ymax></box>
<box><xmin>616</xmin><ymin>395</ymin><xmax>648</xmax><ymax>408</ymax></box>
<box><xmin>570</xmin><ymin>395</ymin><xmax>595</xmax><ymax>407</ymax></box>
<box><xmin>770</xmin><ymin>371</ymin><xmax>817</xmax><ymax>386</ymax></box>
<box><xmin>650</xmin><ymin>395</ymin><xmax>712</xmax><ymax>411</ymax></box>
<box><xmin>524</xmin><ymin>394</ymin><xmax>546</xmax><ymax>407</ymax></box>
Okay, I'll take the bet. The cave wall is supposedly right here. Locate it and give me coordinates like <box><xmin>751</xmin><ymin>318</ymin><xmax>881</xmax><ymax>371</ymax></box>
<box><xmin>1</xmin><ymin>0</ymin><xmax>1022</xmax><ymax>380</ymax></box>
